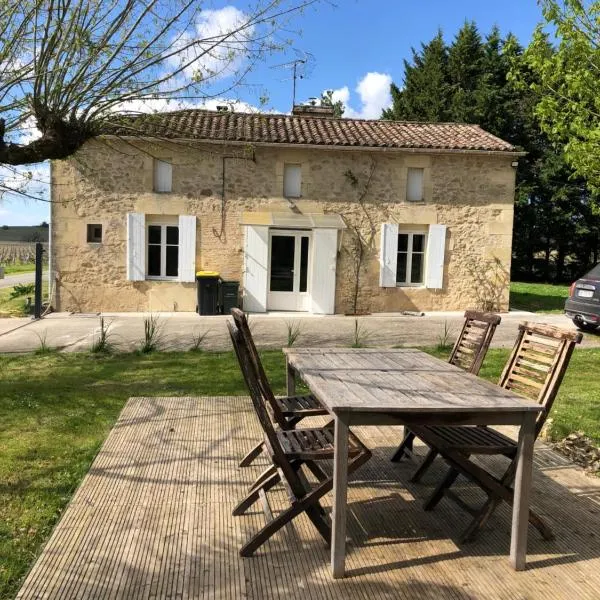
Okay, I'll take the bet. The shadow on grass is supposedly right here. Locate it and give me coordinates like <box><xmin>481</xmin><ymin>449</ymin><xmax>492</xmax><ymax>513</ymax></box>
<box><xmin>510</xmin><ymin>289</ymin><xmax>568</xmax><ymax>312</ymax></box>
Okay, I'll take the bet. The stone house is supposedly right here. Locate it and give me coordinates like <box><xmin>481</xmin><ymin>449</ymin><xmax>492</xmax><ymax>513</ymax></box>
<box><xmin>49</xmin><ymin>106</ymin><xmax>520</xmax><ymax>314</ymax></box>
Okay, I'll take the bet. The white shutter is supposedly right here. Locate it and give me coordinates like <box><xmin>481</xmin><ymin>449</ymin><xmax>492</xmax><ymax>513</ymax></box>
<box><xmin>310</xmin><ymin>229</ymin><xmax>338</xmax><ymax>315</ymax></box>
<box><xmin>243</xmin><ymin>225</ymin><xmax>269</xmax><ymax>312</ymax></box>
<box><xmin>126</xmin><ymin>213</ymin><xmax>145</xmax><ymax>281</ymax></box>
<box><xmin>154</xmin><ymin>159</ymin><xmax>172</xmax><ymax>192</ymax></box>
<box><xmin>425</xmin><ymin>224</ymin><xmax>447</xmax><ymax>289</ymax></box>
<box><xmin>283</xmin><ymin>164</ymin><xmax>301</xmax><ymax>198</ymax></box>
<box><xmin>379</xmin><ymin>222</ymin><xmax>399</xmax><ymax>287</ymax></box>
<box><xmin>178</xmin><ymin>215</ymin><xmax>197</xmax><ymax>282</ymax></box>
<box><xmin>406</xmin><ymin>168</ymin><xmax>424</xmax><ymax>202</ymax></box>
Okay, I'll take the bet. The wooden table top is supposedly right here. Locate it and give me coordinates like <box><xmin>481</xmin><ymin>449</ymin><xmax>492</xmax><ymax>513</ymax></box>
<box><xmin>283</xmin><ymin>348</ymin><xmax>544</xmax><ymax>415</ymax></box>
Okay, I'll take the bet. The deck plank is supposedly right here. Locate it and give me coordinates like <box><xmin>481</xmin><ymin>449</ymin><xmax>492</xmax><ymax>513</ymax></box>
<box><xmin>16</xmin><ymin>396</ymin><xmax>600</xmax><ymax>600</ymax></box>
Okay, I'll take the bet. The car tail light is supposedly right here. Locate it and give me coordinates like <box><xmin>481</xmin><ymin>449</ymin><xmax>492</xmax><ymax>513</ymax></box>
<box><xmin>569</xmin><ymin>282</ymin><xmax>576</xmax><ymax>297</ymax></box>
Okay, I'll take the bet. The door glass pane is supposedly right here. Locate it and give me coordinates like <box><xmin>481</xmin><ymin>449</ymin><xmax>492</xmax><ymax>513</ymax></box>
<box><xmin>299</xmin><ymin>236</ymin><xmax>309</xmax><ymax>292</ymax></box>
<box><xmin>270</xmin><ymin>235</ymin><xmax>295</xmax><ymax>292</ymax></box>
<box><xmin>411</xmin><ymin>252</ymin><xmax>424</xmax><ymax>283</ymax></box>
<box><xmin>166</xmin><ymin>226</ymin><xmax>179</xmax><ymax>245</ymax></box>
<box><xmin>396</xmin><ymin>253</ymin><xmax>407</xmax><ymax>283</ymax></box>
<box><xmin>148</xmin><ymin>245</ymin><xmax>161</xmax><ymax>276</ymax></box>
<box><xmin>166</xmin><ymin>246</ymin><xmax>179</xmax><ymax>277</ymax></box>
<box><xmin>148</xmin><ymin>225</ymin><xmax>161</xmax><ymax>244</ymax></box>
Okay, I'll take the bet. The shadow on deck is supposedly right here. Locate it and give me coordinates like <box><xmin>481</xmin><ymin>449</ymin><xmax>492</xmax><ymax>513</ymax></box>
<box><xmin>17</xmin><ymin>396</ymin><xmax>600</xmax><ymax>600</ymax></box>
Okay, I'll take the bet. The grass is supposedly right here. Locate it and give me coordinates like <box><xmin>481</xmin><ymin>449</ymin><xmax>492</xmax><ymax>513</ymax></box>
<box><xmin>1</xmin><ymin>347</ymin><xmax>599</xmax><ymax>598</ymax></box>
<box><xmin>510</xmin><ymin>281</ymin><xmax>570</xmax><ymax>313</ymax></box>
<box><xmin>2</xmin><ymin>263</ymin><xmax>36</xmax><ymax>276</ymax></box>
<box><xmin>0</xmin><ymin>283</ymin><xmax>48</xmax><ymax>318</ymax></box>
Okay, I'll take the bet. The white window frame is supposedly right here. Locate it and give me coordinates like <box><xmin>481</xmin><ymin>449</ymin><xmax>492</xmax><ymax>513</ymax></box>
<box><xmin>283</xmin><ymin>163</ymin><xmax>302</xmax><ymax>198</ymax></box>
<box><xmin>406</xmin><ymin>167</ymin><xmax>424</xmax><ymax>202</ymax></box>
<box><xmin>396</xmin><ymin>230</ymin><xmax>427</xmax><ymax>287</ymax></box>
<box><xmin>154</xmin><ymin>159</ymin><xmax>173</xmax><ymax>193</ymax></box>
<box><xmin>146</xmin><ymin>219</ymin><xmax>179</xmax><ymax>281</ymax></box>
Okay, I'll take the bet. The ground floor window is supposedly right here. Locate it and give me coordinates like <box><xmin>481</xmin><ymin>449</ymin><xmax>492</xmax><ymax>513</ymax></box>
<box><xmin>396</xmin><ymin>232</ymin><xmax>426</xmax><ymax>286</ymax></box>
<box><xmin>147</xmin><ymin>222</ymin><xmax>179</xmax><ymax>279</ymax></box>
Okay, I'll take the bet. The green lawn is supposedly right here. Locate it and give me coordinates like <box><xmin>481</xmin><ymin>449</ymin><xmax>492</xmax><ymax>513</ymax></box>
<box><xmin>0</xmin><ymin>283</ymin><xmax>47</xmax><ymax>318</ymax></box>
<box><xmin>0</xmin><ymin>347</ymin><xmax>599</xmax><ymax>598</ymax></box>
<box><xmin>2</xmin><ymin>264</ymin><xmax>36</xmax><ymax>276</ymax></box>
<box><xmin>510</xmin><ymin>281</ymin><xmax>570</xmax><ymax>313</ymax></box>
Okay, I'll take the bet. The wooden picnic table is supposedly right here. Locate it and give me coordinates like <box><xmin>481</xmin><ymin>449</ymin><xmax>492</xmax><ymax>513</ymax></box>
<box><xmin>283</xmin><ymin>348</ymin><xmax>544</xmax><ymax>579</ymax></box>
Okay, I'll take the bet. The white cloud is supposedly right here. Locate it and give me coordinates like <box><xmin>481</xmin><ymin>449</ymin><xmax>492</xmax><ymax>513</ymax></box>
<box><xmin>112</xmin><ymin>96</ymin><xmax>262</xmax><ymax>115</ymax></box>
<box><xmin>169</xmin><ymin>6</ymin><xmax>254</xmax><ymax>83</ymax></box>
<box><xmin>327</xmin><ymin>72</ymin><xmax>393</xmax><ymax>119</ymax></box>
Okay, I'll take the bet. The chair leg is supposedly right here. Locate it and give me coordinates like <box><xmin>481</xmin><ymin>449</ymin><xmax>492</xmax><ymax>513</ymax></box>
<box><xmin>247</xmin><ymin>465</ymin><xmax>278</xmax><ymax>493</ymax></box>
<box><xmin>233</xmin><ymin>471</ymin><xmax>281</xmax><ymax>516</ymax></box>
<box><xmin>305</xmin><ymin>504</ymin><xmax>331</xmax><ymax>544</ymax></box>
<box><xmin>239</xmin><ymin>479</ymin><xmax>333</xmax><ymax>557</ymax></box>
<box><xmin>410</xmin><ymin>447</ymin><xmax>439</xmax><ymax>483</ymax></box>
<box><xmin>304</xmin><ymin>460</ymin><xmax>329</xmax><ymax>483</ymax></box>
<box><xmin>239</xmin><ymin>441</ymin><xmax>265</xmax><ymax>467</ymax></box>
<box><xmin>461</xmin><ymin>495</ymin><xmax>499</xmax><ymax>542</ymax></box>
<box><xmin>423</xmin><ymin>466</ymin><xmax>460</xmax><ymax>511</ymax></box>
<box><xmin>391</xmin><ymin>430</ymin><xmax>415</xmax><ymax>462</ymax></box>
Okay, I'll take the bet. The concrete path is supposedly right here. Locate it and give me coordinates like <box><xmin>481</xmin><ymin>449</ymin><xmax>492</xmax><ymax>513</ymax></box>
<box><xmin>0</xmin><ymin>270</ymin><xmax>36</xmax><ymax>289</ymax></box>
<box><xmin>0</xmin><ymin>310</ymin><xmax>597</xmax><ymax>354</ymax></box>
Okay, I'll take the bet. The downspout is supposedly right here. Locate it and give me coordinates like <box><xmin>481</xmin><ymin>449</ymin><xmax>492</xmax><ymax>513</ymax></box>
<box><xmin>212</xmin><ymin>148</ymin><xmax>256</xmax><ymax>240</ymax></box>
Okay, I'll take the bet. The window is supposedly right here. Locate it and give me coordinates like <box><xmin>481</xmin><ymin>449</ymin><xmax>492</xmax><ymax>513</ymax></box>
<box><xmin>154</xmin><ymin>159</ymin><xmax>172</xmax><ymax>193</ymax></box>
<box><xmin>86</xmin><ymin>224</ymin><xmax>103</xmax><ymax>243</ymax></box>
<box><xmin>147</xmin><ymin>222</ymin><xmax>179</xmax><ymax>278</ymax></box>
<box><xmin>406</xmin><ymin>167</ymin><xmax>424</xmax><ymax>202</ymax></box>
<box><xmin>396</xmin><ymin>232</ymin><xmax>426</xmax><ymax>286</ymax></box>
<box><xmin>283</xmin><ymin>163</ymin><xmax>302</xmax><ymax>198</ymax></box>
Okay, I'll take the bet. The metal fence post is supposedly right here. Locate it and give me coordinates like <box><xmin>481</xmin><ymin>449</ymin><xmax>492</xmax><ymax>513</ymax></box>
<box><xmin>34</xmin><ymin>242</ymin><xmax>44</xmax><ymax>319</ymax></box>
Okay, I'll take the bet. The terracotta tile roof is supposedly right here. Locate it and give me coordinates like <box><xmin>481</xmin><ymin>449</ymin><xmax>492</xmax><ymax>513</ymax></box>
<box><xmin>104</xmin><ymin>109</ymin><xmax>516</xmax><ymax>152</ymax></box>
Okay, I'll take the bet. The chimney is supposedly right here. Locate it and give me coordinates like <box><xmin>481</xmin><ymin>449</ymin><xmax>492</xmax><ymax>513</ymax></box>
<box><xmin>292</xmin><ymin>105</ymin><xmax>335</xmax><ymax>118</ymax></box>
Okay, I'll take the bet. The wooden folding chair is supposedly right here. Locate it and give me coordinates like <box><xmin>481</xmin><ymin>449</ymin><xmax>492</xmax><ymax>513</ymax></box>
<box><xmin>391</xmin><ymin>310</ymin><xmax>502</xmax><ymax>463</ymax></box>
<box><xmin>410</xmin><ymin>322</ymin><xmax>582</xmax><ymax>542</ymax></box>
<box><xmin>230</xmin><ymin>308</ymin><xmax>329</xmax><ymax>467</ymax></box>
<box><xmin>227</xmin><ymin>321</ymin><xmax>371</xmax><ymax>556</ymax></box>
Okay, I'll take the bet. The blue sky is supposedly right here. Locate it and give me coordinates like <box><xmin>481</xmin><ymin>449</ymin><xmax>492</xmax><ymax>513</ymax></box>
<box><xmin>1</xmin><ymin>0</ymin><xmax>545</xmax><ymax>226</ymax></box>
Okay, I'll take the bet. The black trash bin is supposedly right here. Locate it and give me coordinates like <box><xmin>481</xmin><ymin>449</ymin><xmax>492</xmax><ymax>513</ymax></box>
<box><xmin>220</xmin><ymin>280</ymin><xmax>240</xmax><ymax>314</ymax></box>
<box><xmin>196</xmin><ymin>271</ymin><xmax>220</xmax><ymax>315</ymax></box>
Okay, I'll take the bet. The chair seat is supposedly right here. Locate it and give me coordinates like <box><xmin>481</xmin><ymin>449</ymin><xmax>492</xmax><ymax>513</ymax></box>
<box><xmin>418</xmin><ymin>425</ymin><xmax>517</xmax><ymax>456</ymax></box>
<box><xmin>278</xmin><ymin>427</ymin><xmax>370</xmax><ymax>460</ymax></box>
<box><xmin>274</xmin><ymin>394</ymin><xmax>328</xmax><ymax>416</ymax></box>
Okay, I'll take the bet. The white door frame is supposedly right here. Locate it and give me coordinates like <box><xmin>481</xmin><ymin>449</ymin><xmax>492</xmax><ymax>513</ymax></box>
<box><xmin>267</xmin><ymin>229</ymin><xmax>312</xmax><ymax>312</ymax></box>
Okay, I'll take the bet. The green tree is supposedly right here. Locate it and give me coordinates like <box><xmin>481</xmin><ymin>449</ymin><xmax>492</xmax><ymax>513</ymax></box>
<box><xmin>446</xmin><ymin>21</ymin><xmax>485</xmax><ymax>123</ymax></box>
<box><xmin>384</xmin><ymin>22</ymin><xmax>600</xmax><ymax>282</ymax></box>
<box><xmin>522</xmin><ymin>0</ymin><xmax>600</xmax><ymax>200</ymax></box>
<box><xmin>382</xmin><ymin>31</ymin><xmax>450</xmax><ymax>121</ymax></box>
<box><xmin>320</xmin><ymin>90</ymin><xmax>344</xmax><ymax>118</ymax></box>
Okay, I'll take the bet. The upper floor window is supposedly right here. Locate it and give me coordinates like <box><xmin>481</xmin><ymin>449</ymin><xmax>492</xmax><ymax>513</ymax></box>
<box><xmin>283</xmin><ymin>163</ymin><xmax>302</xmax><ymax>198</ymax></box>
<box><xmin>397</xmin><ymin>232</ymin><xmax>427</xmax><ymax>286</ymax></box>
<box><xmin>147</xmin><ymin>221</ymin><xmax>179</xmax><ymax>279</ymax></box>
<box><xmin>154</xmin><ymin>159</ymin><xmax>172</xmax><ymax>193</ymax></box>
<box><xmin>406</xmin><ymin>167</ymin><xmax>424</xmax><ymax>202</ymax></box>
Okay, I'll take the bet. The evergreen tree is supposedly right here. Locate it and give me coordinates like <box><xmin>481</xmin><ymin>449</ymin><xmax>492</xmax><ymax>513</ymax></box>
<box><xmin>446</xmin><ymin>22</ymin><xmax>485</xmax><ymax>123</ymax></box>
<box><xmin>383</xmin><ymin>23</ymin><xmax>600</xmax><ymax>282</ymax></box>
<box><xmin>382</xmin><ymin>31</ymin><xmax>450</xmax><ymax>121</ymax></box>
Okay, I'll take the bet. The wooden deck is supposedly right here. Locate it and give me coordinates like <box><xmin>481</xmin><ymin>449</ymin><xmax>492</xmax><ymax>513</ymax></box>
<box><xmin>17</xmin><ymin>396</ymin><xmax>600</xmax><ymax>600</ymax></box>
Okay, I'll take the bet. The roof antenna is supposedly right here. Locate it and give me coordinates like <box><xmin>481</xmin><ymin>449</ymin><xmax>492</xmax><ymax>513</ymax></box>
<box><xmin>270</xmin><ymin>54</ymin><xmax>314</xmax><ymax>109</ymax></box>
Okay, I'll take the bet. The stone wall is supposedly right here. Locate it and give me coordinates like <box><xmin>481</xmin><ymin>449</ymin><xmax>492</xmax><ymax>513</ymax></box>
<box><xmin>50</xmin><ymin>138</ymin><xmax>516</xmax><ymax>313</ymax></box>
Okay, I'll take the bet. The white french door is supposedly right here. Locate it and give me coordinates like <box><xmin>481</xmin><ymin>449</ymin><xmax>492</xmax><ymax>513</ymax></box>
<box><xmin>267</xmin><ymin>229</ymin><xmax>311</xmax><ymax>311</ymax></box>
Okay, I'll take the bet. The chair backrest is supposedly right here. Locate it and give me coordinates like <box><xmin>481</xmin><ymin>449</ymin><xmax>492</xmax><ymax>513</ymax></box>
<box><xmin>448</xmin><ymin>310</ymin><xmax>502</xmax><ymax>375</ymax></box>
<box><xmin>226</xmin><ymin>321</ymin><xmax>288</xmax><ymax>464</ymax></box>
<box><xmin>499</xmin><ymin>321</ymin><xmax>582</xmax><ymax>437</ymax></box>
<box><xmin>230</xmin><ymin>308</ymin><xmax>288</xmax><ymax>427</ymax></box>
